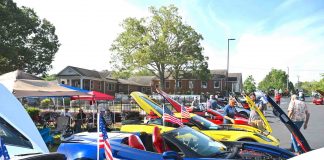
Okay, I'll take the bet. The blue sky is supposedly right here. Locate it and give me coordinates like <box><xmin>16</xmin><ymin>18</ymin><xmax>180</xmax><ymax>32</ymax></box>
<box><xmin>14</xmin><ymin>0</ymin><xmax>324</xmax><ymax>84</ymax></box>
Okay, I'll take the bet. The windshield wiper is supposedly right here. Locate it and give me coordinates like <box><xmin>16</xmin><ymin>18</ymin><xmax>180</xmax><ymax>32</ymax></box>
<box><xmin>15</xmin><ymin>152</ymin><xmax>42</xmax><ymax>156</ymax></box>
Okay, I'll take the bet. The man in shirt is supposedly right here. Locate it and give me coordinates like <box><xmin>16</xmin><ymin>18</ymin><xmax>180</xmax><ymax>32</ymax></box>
<box><xmin>288</xmin><ymin>94</ymin><xmax>310</xmax><ymax>153</ymax></box>
<box><xmin>223</xmin><ymin>98</ymin><xmax>236</xmax><ymax>124</ymax></box>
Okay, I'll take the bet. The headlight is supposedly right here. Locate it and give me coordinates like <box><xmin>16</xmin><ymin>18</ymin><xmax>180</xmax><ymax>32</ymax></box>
<box><xmin>253</xmin><ymin>133</ymin><xmax>273</xmax><ymax>142</ymax></box>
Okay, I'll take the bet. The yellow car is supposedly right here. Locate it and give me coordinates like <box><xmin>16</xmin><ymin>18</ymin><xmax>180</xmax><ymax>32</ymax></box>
<box><xmin>121</xmin><ymin>92</ymin><xmax>279</xmax><ymax>146</ymax></box>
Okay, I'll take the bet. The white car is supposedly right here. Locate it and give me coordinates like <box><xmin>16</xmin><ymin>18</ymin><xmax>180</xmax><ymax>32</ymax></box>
<box><xmin>0</xmin><ymin>83</ymin><xmax>65</xmax><ymax>159</ymax></box>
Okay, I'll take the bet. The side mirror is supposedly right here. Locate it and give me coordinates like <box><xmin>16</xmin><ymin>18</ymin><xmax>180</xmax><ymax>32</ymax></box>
<box><xmin>162</xmin><ymin>151</ymin><xmax>182</xmax><ymax>160</ymax></box>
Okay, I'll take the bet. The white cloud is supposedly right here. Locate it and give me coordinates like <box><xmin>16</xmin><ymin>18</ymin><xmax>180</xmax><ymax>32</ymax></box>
<box><xmin>14</xmin><ymin>0</ymin><xmax>148</xmax><ymax>73</ymax></box>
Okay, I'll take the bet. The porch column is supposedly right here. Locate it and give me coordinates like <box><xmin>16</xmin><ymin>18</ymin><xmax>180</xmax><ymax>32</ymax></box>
<box><xmin>80</xmin><ymin>78</ymin><xmax>83</xmax><ymax>89</ymax></box>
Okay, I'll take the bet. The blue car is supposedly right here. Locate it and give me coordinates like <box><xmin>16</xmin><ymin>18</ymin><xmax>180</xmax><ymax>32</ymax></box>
<box><xmin>58</xmin><ymin>125</ymin><xmax>294</xmax><ymax>160</ymax></box>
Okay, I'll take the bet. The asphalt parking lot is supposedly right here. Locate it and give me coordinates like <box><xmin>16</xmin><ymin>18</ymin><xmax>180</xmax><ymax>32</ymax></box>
<box><xmin>265</xmin><ymin>97</ymin><xmax>324</xmax><ymax>150</ymax></box>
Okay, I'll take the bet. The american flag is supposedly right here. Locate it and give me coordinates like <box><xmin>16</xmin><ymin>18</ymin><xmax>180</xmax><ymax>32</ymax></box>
<box><xmin>99</xmin><ymin>116</ymin><xmax>113</xmax><ymax>160</ymax></box>
<box><xmin>0</xmin><ymin>138</ymin><xmax>10</xmax><ymax>160</ymax></box>
<box><xmin>181</xmin><ymin>105</ymin><xmax>190</xmax><ymax>118</ymax></box>
<box><xmin>162</xmin><ymin>105</ymin><xmax>183</xmax><ymax>126</ymax></box>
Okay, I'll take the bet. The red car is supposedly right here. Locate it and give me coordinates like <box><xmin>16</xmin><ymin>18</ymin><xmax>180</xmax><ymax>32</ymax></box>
<box><xmin>156</xmin><ymin>88</ymin><xmax>249</xmax><ymax>126</ymax></box>
<box><xmin>313</xmin><ymin>90</ymin><xmax>324</xmax><ymax>105</ymax></box>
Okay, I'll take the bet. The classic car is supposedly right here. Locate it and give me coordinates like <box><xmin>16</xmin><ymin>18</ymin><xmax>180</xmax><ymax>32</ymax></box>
<box><xmin>58</xmin><ymin>125</ymin><xmax>294</xmax><ymax>160</ymax></box>
<box><xmin>156</xmin><ymin>88</ymin><xmax>249</xmax><ymax>125</ymax></box>
<box><xmin>121</xmin><ymin>92</ymin><xmax>279</xmax><ymax>146</ymax></box>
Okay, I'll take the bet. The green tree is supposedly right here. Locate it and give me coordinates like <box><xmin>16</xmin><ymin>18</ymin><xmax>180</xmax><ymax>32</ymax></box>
<box><xmin>0</xmin><ymin>0</ymin><xmax>60</xmax><ymax>76</ymax></box>
<box><xmin>110</xmin><ymin>5</ymin><xmax>207</xmax><ymax>89</ymax></box>
<box><xmin>258</xmin><ymin>69</ymin><xmax>289</xmax><ymax>92</ymax></box>
<box><xmin>43</xmin><ymin>74</ymin><xmax>57</xmax><ymax>81</ymax></box>
<box><xmin>243</xmin><ymin>75</ymin><xmax>256</xmax><ymax>94</ymax></box>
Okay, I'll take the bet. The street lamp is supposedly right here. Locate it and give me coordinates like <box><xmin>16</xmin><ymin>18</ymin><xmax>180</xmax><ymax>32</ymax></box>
<box><xmin>226</xmin><ymin>38</ymin><xmax>235</xmax><ymax>97</ymax></box>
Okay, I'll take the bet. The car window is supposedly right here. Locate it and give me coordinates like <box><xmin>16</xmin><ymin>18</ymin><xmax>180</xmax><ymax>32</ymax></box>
<box><xmin>0</xmin><ymin>117</ymin><xmax>33</xmax><ymax>149</ymax></box>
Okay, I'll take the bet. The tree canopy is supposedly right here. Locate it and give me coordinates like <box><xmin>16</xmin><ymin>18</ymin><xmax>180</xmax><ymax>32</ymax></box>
<box><xmin>258</xmin><ymin>69</ymin><xmax>290</xmax><ymax>92</ymax></box>
<box><xmin>110</xmin><ymin>5</ymin><xmax>208</xmax><ymax>89</ymax></box>
<box><xmin>0</xmin><ymin>0</ymin><xmax>60</xmax><ymax>76</ymax></box>
<box><xmin>299</xmin><ymin>74</ymin><xmax>324</xmax><ymax>94</ymax></box>
<box><xmin>243</xmin><ymin>75</ymin><xmax>256</xmax><ymax>94</ymax></box>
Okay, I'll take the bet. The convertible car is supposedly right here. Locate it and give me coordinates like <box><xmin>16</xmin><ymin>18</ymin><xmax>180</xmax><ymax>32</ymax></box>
<box><xmin>121</xmin><ymin>92</ymin><xmax>279</xmax><ymax>146</ymax></box>
<box><xmin>58</xmin><ymin>124</ymin><xmax>294</xmax><ymax>159</ymax></box>
<box><xmin>156</xmin><ymin>88</ymin><xmax>249</xmax><ymax>125</ymax></box>
<box><xmin>0</xmin><ymin>83</ymin><xmax>66</xmax><ymax>159</ymax></box>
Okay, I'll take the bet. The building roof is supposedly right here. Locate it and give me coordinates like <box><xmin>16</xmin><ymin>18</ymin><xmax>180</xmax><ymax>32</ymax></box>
<box><xmin>0</xmin><ymin>70</ymin><xmax>42</xmax><ymax>80</ymax></box>
<box><xmin>99</xmin><ymin>70</ymin><xmax>114</xmax><ymax>79</ymax></box>
<box><xmin>57</xmin><ymin>66</ymin><xmax>102</xmax><ymax>78</ymax></box>
<box><xmin>118</xmin><ymin>79</ymin><xmax>145</xmax><ymax>86</ymax></box>
<box><xmin>128</xmin><ymin>76</ymin><xmax>155</xmax><ymax>86</ymax></box>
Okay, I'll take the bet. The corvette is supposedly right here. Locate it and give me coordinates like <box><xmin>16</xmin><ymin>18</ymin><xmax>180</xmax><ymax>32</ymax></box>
<box><xmin>58</xmin><ymin>125</ymin><xmax>294</xmax><ymax>160</ymax></box>
<box><xmin>156</xmin><ymin>88</ymin><xmax>249</xmax><ymax>125</ymax></box>
<box><xmin>121</xmin><ymin>92</ymin><xmax>279</xmax><ymax>146</ymax></box>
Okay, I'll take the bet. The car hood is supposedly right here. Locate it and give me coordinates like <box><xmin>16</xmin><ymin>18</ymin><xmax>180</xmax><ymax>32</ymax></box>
<box><xmin>244</xmin><ymin>95</ymin><xmax>272</xmax><ymax>134</ymax></box>
<box><xmin>0</xmin><ymin>83</ymin><xmax>49</xmax><ymax>157</ymax></box>
<box><xmin>156</xmin><ymin>88</ymin><xmax>182</xmax><ymax>112</ymax></box>
<box><xmin>130</xmin><ymin>92</ymin><xmax>163</xmax><ymax>116</ymax></box>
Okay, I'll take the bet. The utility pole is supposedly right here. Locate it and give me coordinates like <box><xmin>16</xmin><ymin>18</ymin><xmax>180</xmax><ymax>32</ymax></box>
<box><xmin>226</xmin><ymin>38</ymin><xmax>235</xmax><ymax>97</ymax></box>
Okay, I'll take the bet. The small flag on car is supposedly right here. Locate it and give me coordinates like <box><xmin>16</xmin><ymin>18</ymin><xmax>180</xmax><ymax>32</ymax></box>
<box><xmin>163</xmin><ymin>105</ymin><xmax>183</xmax><ymax>126</ymax></box>
<box><xmin>181</xmin><ymin>105</ymin><xmax>190</xmax><ymax>118</ymax></box>
<box><xmin>0</xmin><ymin>137</ymin><xmax>10</xmax><ymax>160</ymax></box>
<box><xmin>99</xmin><ymin>116</ymin><xmax>113</xmax><ymax>160</ymax></box>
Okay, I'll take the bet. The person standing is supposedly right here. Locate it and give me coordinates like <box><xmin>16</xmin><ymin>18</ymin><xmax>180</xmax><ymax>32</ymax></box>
<box><xmin>275</xmin><ymin>92</ymin><xmax>282</xmax><ymax>105</ymax></box>
<box><xmin>75</xmin><ymin>109</ymin><xmax>86</xmax><ymax>133</ymax></box>
<box><xmin>248</xmin><ymin>92</ymin><xmax>266</xmax><ymax>130</ymax></box>
<box><xmin>190</xmin><ymin>97</ymin><xmax>199</xmax><ymax>111</ymax></box>
<box><xmin>288</xmin><ymin>94</ymin><xmax>310</xmax><ymax>153</ymax></box>
<box><xmin>223</xmin><ymin>99</ymin><xmax>236</xmax><ymax>124</ymax></box>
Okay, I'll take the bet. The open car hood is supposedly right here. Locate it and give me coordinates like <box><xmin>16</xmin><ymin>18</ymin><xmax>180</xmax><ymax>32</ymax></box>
<box><xmin>130</xmin><ymin>92</ymin><xmax>163</xmax><ymax>116</ymax></box>
<box><xmin>0</xmin><ymin>83</ymin><xmax>49</xmax><ymax>157</ymax></box>
<box><xmin>156</xmin><ymin>88</ymin><xmax>183</xmax><ymax>112</ymax></box>
<box><xmin>244</xmin><ymin>95</ymin><xmax>272</xmax><ymax>134</ymax></box>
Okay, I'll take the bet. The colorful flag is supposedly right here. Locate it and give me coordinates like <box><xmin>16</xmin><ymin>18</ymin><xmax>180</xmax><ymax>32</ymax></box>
<box><xmin>0</xmin><ymin>138</ymin><xmax>10</xmax><ymax>160</ymax></box>
<box><xmin>181</xmin><ymin>105</ymin><xmax>190</xmax><ymax>118</ymax></box>
<box><xmin>99</xmin><ymin>116</ymin><xmax>113</xmax><ymax>160</ymax></box>
<box><xmin>162</xmin><ymin>105</ymin><xmax>183</xmax><ymax>126</ymax></box>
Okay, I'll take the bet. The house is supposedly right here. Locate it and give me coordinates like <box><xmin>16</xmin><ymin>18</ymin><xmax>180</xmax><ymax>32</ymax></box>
<box><xmin>56</xmin><ymin>66</ymin><xmax>117</xmax><ymax>96</ymax></box>
<box><xmin>150</xmin><ymin>70</ymin><xmax>242</xmax><ymax>96</ymax></box>
<box><xmin>57</xmin><ymin>66</ymin><xmax>243</xmax><ymax>96</ymax></box>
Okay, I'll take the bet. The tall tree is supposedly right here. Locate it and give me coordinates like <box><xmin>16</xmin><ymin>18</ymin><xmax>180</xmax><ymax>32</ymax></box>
<box><xmin>243</xmin><ymin>75</ymin><xmax>256</xmax><ymax>94</ymax></box>
<box><xmin>0</xmin><ymin>0</ymin><xmax>60</xmax><ymax>76</ymax></box>
<box><xmin>258</xmin><ymin>69</ymin><xmax>289</xmax><ymax>92</ymax></box>
<box><xmin>110</xmin><ymin>5</ymin><xmax>207</xmax><ymax>89</ymax></box>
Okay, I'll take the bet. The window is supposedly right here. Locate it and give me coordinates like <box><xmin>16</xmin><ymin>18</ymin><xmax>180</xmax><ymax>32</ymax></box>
<box><xmin>214</xmin><ymin>81</ymin><xmax>220</xmax><ymax>88</ymax></box>
<box><xmin>201</xmin><ymin>81</ymin><xmax>207</xmax><ymax>89</ymax></box>
<box><xmin>90</xmin><ymin>81</ymin><xmax>94</xmax><ymax>89</ymax></box>
<box><xmin>176</xmin><ymin>80</ymin><xmax>182</xmax><ymax>88</ymax></box>
<box><xmin>165</xmin><ymin>81</ymin><xmax>170</xmax><ymax>88</ymax></box>
<box><xmin>108</xmin><ymin>83</ymin><xmax>115</xmax><ymax>91</ymax></box>
<box><xmin>189</xmin><ymin>81</ymin><xmax>194</xmax><ymax>89</ymax></box>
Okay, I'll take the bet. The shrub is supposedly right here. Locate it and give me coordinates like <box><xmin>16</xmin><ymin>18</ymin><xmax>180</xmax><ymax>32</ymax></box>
<box><xmin>40</xmin><ymin>98</ymin><xmax>51</xmax><ymax>108</ymax></box>
<box><xmin>26</xmin><ymin>107</ymin><xmax>41</xmax><ymax>121</ymax></box>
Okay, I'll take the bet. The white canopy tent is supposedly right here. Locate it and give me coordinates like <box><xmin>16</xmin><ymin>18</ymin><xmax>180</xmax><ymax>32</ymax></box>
<box><xmin>0</xmin><ymin>70</ymin><xmax>88</xmax><ymax>98</ymax></box>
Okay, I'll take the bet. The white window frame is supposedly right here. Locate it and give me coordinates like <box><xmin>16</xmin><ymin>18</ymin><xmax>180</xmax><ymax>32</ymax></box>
<box><xmin>214</xmin><ymin>81</ymin><xmax>220</xmax><ymax>88</ymax></box>
<box><xmin>176</xmin><ymin>80</ymin><xmax>182</xmax><ymax>88</ymax></box>
<box><xmin>189</xmin><ymin>81</ymin><xmax>194</xmax><ymax>89</ymax></box>
<box><xmin>201</xmin><ymin>81</ymin><xmax>207</xmax><ymax>89</ymax></box>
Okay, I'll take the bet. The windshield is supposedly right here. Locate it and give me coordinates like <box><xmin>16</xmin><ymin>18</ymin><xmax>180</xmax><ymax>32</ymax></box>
<box><xmin>0</xmin><ymin>117</ymin><xmax>33</xmax><ymax>149</ymax></box>
<box><xmin>191</xmin><ymin>115</ymin><xmax>220</xmax><ymax>130</ymax></box>
<box><xmin>165</xmin><ymin>126</ymin><xmax>226</xmax><ymax>157</ymax></box>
